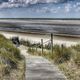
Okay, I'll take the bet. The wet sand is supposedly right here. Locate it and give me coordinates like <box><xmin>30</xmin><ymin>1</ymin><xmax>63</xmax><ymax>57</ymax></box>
<box><xmin>0</xmin><ymin>31</ymin><xmax>80</xmax><ymax>46</ymax></box>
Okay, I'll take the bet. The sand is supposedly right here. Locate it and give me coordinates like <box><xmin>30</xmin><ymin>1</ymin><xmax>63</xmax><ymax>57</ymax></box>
<box><xmin>0</xmin><ymin>31</ymin><xmax>80</xmax><ymax>46</ymax></box>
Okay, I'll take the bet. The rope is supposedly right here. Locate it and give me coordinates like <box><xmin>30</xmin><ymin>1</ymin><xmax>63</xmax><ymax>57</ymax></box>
<box><xmin>32</xmin><ymin>39</ymin><xmax>51</xmax><ymax>48</ymax></box>
<box><xmin>43</xmin><ymin>39</ymin><xmax>51</xmax><ymax>44</ymax></box>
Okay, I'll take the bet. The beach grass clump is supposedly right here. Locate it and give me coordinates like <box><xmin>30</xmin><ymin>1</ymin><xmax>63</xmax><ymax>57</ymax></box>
<box><xmin>27</xmin><ymin>43</ymin><xmax>80</xmax><ymax>80</ymax></box>
<box><xmin>28</xmin><ymin>47</ymin><xmax>36</xmax><ymax>55</ymax></box>
<box><xmin>74</xmin><ymin>52</ymin><xmax>80</xmax><ymax>67</ymax></box>
<box><xmin>20</xmin><ymin>39</ymin><xmax>32</xmax><ymax>47</ymax></box>
<box><xmin>0</xmin><ymin>34</ymin><xmax>21</xmax><ymax>68</ymax></box>
<box><xmin>53</xmin><ymin>45</ymin><xmax>72</xmax><ymax>63</ymax></box>
<box><xmin>0</xmin><ymin>34</ymin><xmax>25</xmax><ymax>80</ymax></box>
<box><xmin>28</xmin><ymin>44</ymin><xmax>72</xmax><ymax>63</ymax></box>
<box><xmin>71</xmin><ymin>45</ymin><xmax>80</xmax><ymax>67</ymax></box>
<box><xmin>71</xmin><ymin>44</ymin><xmax>80</xmax><ymax>52</ymax></box>
<box><xmin>20</xmin><ymin>39</ymin><xmax>42</xmax><ymax>48</ymax></box>
<box><xmin>58</xmin><ymin>62</ymin><xmax>80</xmax><ymax>80</ymax></box>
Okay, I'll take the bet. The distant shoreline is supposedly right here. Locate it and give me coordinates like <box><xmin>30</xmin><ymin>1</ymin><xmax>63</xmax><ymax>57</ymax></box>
<box><xmin>0</xmin><ymin>18</ymin><xmax>80</xmax><ymax>20</ymax></box>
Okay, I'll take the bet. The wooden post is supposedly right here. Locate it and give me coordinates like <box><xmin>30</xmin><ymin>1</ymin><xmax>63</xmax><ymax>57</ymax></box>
<box><xmin>51</xmin><ymin>33</ymin><xmax>53</xmax><ymax>58</ymax></box>
<box><xmin>36</xmin><ymin>45</ymin><xmax>37</xmax><ymax>52</ymax></box>
<box><xmin>61</xmin><ymin>44</ymin><xmax>64</xmax><ymax>53</ymax></box>
<box><xmin>41</xmin><ymin>39</ymin><xmax>43</xmax><ymax>56</ymax></box>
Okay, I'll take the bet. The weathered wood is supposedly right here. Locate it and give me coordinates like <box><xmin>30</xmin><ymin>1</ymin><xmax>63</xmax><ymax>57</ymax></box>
<box><xmin>51</xmin><ymin>33</ymin><xmax>53</xmax><ymax>58</ymax></box>
<box><xmin>41</xmin><ymin>39</ymin><xmax>43</xmax><ymax>56</ymax></box>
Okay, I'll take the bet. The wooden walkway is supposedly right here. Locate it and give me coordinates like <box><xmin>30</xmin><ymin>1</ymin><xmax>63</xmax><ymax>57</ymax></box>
<box><xmin>19</xmin><ymin>46</ymin><xmax>67</xmax><ymax>80</ymax></box>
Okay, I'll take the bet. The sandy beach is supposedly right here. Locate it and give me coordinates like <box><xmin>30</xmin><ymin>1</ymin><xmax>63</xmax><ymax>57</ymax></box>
<box><xmin>0</xmin><ymin>31</ymin><xmax>80</xmax><ymax>46</ymax></box>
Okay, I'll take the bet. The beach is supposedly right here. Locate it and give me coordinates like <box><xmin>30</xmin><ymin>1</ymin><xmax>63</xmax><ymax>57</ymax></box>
<box><xmin>0</xmin><ymin>31</ymin><xmax>80</xmax><ymax>46</ymax></box>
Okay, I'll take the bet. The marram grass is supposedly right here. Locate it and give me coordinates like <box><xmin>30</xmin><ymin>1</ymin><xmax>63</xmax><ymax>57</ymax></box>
<box><xmin>0</xmin><ymin>34</ymin><xmax>25</xmax><ymax>80</ymax></box>
<box><xmin>27</xmin><ymin>43</ymin><xmax>80</xmax><ymax>80</ymax></box>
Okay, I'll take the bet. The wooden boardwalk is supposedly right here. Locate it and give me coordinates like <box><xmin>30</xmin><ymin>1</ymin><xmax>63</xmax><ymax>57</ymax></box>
<box><xmin>20</xmin><ymin>46</ymin><xmax>67</xmax><ymax>80</ymax></box>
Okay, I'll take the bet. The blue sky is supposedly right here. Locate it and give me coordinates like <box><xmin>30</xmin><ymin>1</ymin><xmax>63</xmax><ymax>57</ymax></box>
<box><xmin>0</xmin><ymin>0</ymin><xmax>80</xmax><ymax>18</ymax></box>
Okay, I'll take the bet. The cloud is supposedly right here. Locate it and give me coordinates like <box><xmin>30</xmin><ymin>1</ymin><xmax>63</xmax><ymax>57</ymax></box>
<box><xmin>64</xmin><ymin>3</ymin><xmax>72</xmax><ymax>12</ymax></box>
<box><xmin>34</xmin><ymin>6</ymin><xmax>61</xmax><ymax>14</ymax></box>
<box><xmin>0</xmin><ymin>0</ymin><xmax>80</xmax><ymax>14</ymax></box>
<box><xmin>0</xmin><ymin>0</ymin><xmax>71</xmax><ymax>8</ymax></box>
<box><xmin>8</xmin><ymin>0</ymin><xmax>67</xmax><ymax>4</ymax></box>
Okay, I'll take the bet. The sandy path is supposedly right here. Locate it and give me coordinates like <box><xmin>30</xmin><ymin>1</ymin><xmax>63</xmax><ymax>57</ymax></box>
<box><xmin>0</xmin><ymin>31</ymin><xmax>67</xmax><ymax>80</ymax></box>
<box><xmin>19</xmin><ymin>45</ymin><xmax>67</xmax><ymax>80</ymax></box>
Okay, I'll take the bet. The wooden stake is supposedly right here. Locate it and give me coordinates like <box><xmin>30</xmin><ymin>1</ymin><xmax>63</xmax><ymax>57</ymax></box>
<box><xmin>41</xmin><ymin>39</ymin><xmax>43</xmax><ymax>56</ymax></box>
<box><xmin>51</xmin><ymin>33</ymin><xmax>53</xmax><ymax>58</ymax></box>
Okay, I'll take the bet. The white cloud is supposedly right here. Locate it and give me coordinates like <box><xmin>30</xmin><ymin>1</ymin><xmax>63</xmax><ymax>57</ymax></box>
<box><xmin>8</xmin><ymin>0</ymin><xmax>66</xmax><ymax>4</ymax></box>
<box><xmin>0</xmin><ymin>0</ymin><xmax>67</xmax><ymax>8</ymax></box>
<box><xmin>64</xmin><ymin>3</ymin><xmax>72</xmax><ymax>13</ymax></box>
<box><xmin>75</xmin><ymin>7</ymin><xmax>80</xmax><ymax>12</ymax></box>
<box><xmin>0</xmin><ymin>0</ymin><xmax>80</xmax><ymax>14</ymax></box>
<box><xmin>35</xmin><ymin>6</ymin><xmax>61</xmax><ymax>14</ymax></box>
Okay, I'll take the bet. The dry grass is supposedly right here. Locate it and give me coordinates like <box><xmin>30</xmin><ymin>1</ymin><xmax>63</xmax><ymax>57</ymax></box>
<box><xmin>58</xmin><ymin>62</ymin><xmax>80</xmax><ymax>80</ymax></box>
<box><xmin>0</xmin><ymin>34</ymin><xmax>25</xmax><ymax>80</ymax></box>
<box><xmin>27</xmin><ymin>44</ymin><xmax>80</xmax><ymax>80</ymax></box>
<box><xmin>0</xmin><ymin>59</ymin><xmax>25</xmax><ymax>80</ymax></box>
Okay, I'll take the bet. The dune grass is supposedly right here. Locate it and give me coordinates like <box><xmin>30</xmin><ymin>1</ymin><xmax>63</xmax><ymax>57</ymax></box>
<box><xmin>0</xmin><ymin>34</ymin><xmax>25</xmax><ymax>80</ymax></box>
<box><xmin>26</xmin><ymin>40</ymin><xmax>80</xmax><ymax>80</ymax></box>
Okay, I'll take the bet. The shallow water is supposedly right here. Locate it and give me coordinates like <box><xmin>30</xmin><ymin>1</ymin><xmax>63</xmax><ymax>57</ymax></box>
<box><xmin>0</xmin><ymin>22</ymin><xmax>80</xmax><ymax>35</ymax></box>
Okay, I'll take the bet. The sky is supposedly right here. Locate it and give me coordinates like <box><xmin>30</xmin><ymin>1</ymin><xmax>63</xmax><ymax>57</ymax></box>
<box><xmin>0</xmin><ymin>0</ymin><xmax>80</xmax><ymax>18</ymax></box>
